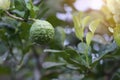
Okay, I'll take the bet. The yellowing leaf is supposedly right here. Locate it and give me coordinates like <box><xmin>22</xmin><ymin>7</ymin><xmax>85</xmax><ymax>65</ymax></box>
<box><xmin>113</xmin><ymin>24</ymin><xmax>120</xmax><ymax>46</ymax></box>
<box><xmin>86</xmin><ymin>32</ymin><xmax>94</xmax><ymax>46</ymax></box>
<box><xmin>89</xmin><ymin>19</ymin><xmax>100</xmax><ymax>33</ymax></box>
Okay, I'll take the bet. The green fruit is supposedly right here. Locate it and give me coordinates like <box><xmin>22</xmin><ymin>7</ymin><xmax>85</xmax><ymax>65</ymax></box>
<box><xmin>0</xmin><ymin>0</ymin><xmax>10</xmax><ymax>10</ymax></box>
<box><xmin>29</xmin><ymin>20</ymin><xmax>54</xmax><ymax>44</ymax></box>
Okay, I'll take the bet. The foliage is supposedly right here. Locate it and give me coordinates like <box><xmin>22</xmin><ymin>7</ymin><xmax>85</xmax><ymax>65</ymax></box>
<box><xmin>0</xmin><ymin>0</ymin><xmax>120</xmax><ymax>80</ymax></box>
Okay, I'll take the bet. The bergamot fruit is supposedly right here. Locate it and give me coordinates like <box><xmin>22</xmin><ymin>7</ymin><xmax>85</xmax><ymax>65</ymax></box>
<box><xmin>29</xmin><ymin>20</ymin><xmax>54</xmax><ymax>44</ymax></box>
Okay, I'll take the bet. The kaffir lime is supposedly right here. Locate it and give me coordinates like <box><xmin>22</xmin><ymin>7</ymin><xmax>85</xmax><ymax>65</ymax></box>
<box><xmin>29</xmin><ymin>20</ymin><xmax>54</xmax><ymax>44</ymax></box>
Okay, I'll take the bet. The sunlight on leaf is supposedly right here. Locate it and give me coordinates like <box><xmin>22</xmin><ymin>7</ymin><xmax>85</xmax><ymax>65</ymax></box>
<box><xmin>73</xmin><ymin>15</ymin><xmax>84</xmax><ymax>41</ymax></box>
<box><xmin>44</xmin><ymin>49</ymin><xmax>63</xmax><ymax>53</ymax></box>
<box><xmin>42</xmin><ymin>62</ymin><xmax>65</xmax><ymax>69</ymax></box>
<box><xmin>89</xmin><ymin>19</ymin><xmax>100</xmax><ymax>33</ymax></box>
<box><xmin>82</xmin><ymin>16</ymin><xmax>90</xmax><ymax>28</ymax></box>
<box><xmin>108</xmin><ymin>27</ymin><xmax>114</xmax><ymax>33</ymax></box>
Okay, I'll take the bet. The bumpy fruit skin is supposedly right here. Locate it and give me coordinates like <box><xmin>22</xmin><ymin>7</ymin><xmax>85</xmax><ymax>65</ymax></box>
<box><xmin>29</xmin><ymin>20</ymin><xmax>54</xmax><ymax>44</ymax></box>
<box><xmin>0</xmin><ymin>0</ymin><xmax>10</xmax><ymax>10</ymax></box>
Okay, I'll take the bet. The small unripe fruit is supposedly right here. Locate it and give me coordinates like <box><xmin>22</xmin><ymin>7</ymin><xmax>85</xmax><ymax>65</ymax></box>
<box><xmin>0</xmin><ymin>0</ymin><xmax>10</xmax><ymax>10</ymax></box>
<box><xmin>29</xmin><ymin>20</ymin><xmax>54</xmax><ymax>44</ymax></box>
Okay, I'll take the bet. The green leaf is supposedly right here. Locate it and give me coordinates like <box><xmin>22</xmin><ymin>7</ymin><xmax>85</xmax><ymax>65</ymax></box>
<box><xmin>65</xmin><ymin>47</ymin><xmax>80</xmax><ymax>58</ymax></box>
<box><xmin>26</xmin><ymin>0</ymin><xmax>39</xmax><ymax>18</ymax></box>
<box><xmin>44</xmin><ymin>48</ymin><xmax>88</xmax><ymax>71</ymax></box>
<box><xmin>46</xmin><ymin>15</ymin><xmax>66</xmax><ymax>27</ymax></box>
<box><xmin>42</xmin><ymin>62</ymin><xmax>65</xmax><ymax>69</ymax></box>
<box><xmin>36</xmin><ymin>1</ymin><xmax>49</xmax><ymax>19</ymax></box>
<box><xmin>19</xmin><ymin>22</ymin><xmax>31</xmax><ymax>40</ymax></box>
<box><xmin>37</xmin><ymin>7</ymin><xmax>49</xmax><ymax>19</ymax></box>
<box><xmin>49</xmin><ymin>27</ymin><xmax>66</xmax><ymax>49</ymax></box>
<box><xmin>44</xmin><ymin>49</ymin><xmax>63</xmax><ymax>53</ymax></box>
<box><xmin>89</xmin><ymin>19</ymin><xmax>100</xmax><ymax>33</ymax></box>
<box><xmin>73</xmin><ymin>15</ymin><xmax>84</xmax><ymax>41</ymax></box>
<box><xmin>82</xmin><ymin>16</ymin><xmax>90</xmax><ymax>27</ymax></box>
<box><xmin>91</xmin><ymin>42</ymin><xmax>117</xmax><ymax>67</ymax></box>
<box><xmin>77</xmin><ymin>42</ymin><xmax>91</xmax><ymax>54</ymax></box>
<box><xmin>14</xmin><ymin>0</ymin><xmax>26</xmax><ymax>11</ymax></box>
<box><xmin>113</xmin><ymin>24</ymin><xmax>120</xmax><ymax>47</ymax></box>
<box><xmin>86</xmin><ymin>32</ymin><xmax>94</xmax><ymax>46</ymax></box>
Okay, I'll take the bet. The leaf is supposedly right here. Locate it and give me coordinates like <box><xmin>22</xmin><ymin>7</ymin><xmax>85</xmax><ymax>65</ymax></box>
<box><xmin>73</xmin><ymin>15</ymin><xmax>84</xmax><ymax>41</ymax></box>
<box><xmin>26</xmin><ymin>0</ymin><xmax>39</xmax><ymax>18</ymax></box>
<box><xmin>26</xmin><ymin>1</ymin><xmax>36</xmax><ymax>18</ymax></box>
<box><xmin>77</xmin><ymin>42</ymin><xmax>87</xmax><ymax>54</ymax></box>
<box><xmin>54</xmin><ymin>27</ymin><xmax>66</xmax><ymax>47</ymax></box>
<box><xmin>66</xmin><ymin>58</ymin><xmax>87</xmax><ymax>70</ymax></box>
<box><xmin>42</xmin><ymin>62</ymin><xmax>65</xmax><ymax>69</ymax></box>
<box><xmin>113</xmin><ymin>24</ymin><xmax>120</xmax><ymax>47</ymax></box>
<box><xmin>44</xmin><ymin>49</ymin><xmax>63</xmax><ymax>53</ymax></box>
<box><xmin>46</xmin><ymin>15</ymin><xmax>66</xmax><ymax>27</ymax></box>
<box><xmin>36</xmin><ymin>1</ymin><xmax>49</xmax><ymax>19</ymax></box>
<box><xmin>14</xmin><ymin>0</ymin><xmax>26</xmax><ymax>11</ymax></box>
<box><xmin>82</xmin><ymin>16</ymin><xmax>90</xmax><ymax>27</ymax></box>
<box><xmin>93</xmin><ymin>35</ymin><xmax>108</xmax><ymax>44</ymax></box>
<box><xmin>66</xmin><ymin>64</ymin><xmax>80</xmax><ymax>70</ymax></box>
<box><xmin>77</xmin><ymin>42</ymin><xmax>91</xmax><ymax>54</ymax></box>
<box><xmin>86</xmin><ymin>32</ymin><xmax>94</xmax><ymax>46</ymax></box>
<box><xmin>37</xmin><ymin>8</ymin><xmax>49</xmax><ymax>19</ymax></box>
<box><xmin>65</xmin><ymin>47</ymin><xmax>79</xmax><ymax>58</ymax></box>
<box><xmin>91</xmin><ymin>42</ymin><xmax>117</xmax><ymax>67</ymax></box>
<box><xmin>108</xmin><ymin>27</ymin><xmax>114</xmax><ymax>33</ymax></box>
<box><xmin>44</xmin><ymin>48</ymin><xmax>88</xmax><ymax>70</ymax></box>
<box><xmin>49</xmin><ymin>27</ymin><xmax>66</xmax><ymax>49</ymax></box>
<box><xmin>19</xmin><ymin>22</ymin><xmax>31</xmax><ymax>40</ymax></box>
<box><xmin>89</xmin><ymin>19</ymin><xmax>100</xmax><ymax>33</ymax></box>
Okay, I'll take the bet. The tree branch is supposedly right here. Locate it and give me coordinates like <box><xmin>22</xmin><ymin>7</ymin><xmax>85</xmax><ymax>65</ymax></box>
<box><xmin>5</xmin><ymin>11</ymin><xmax>36</xmax><ymax>22</ymax></box>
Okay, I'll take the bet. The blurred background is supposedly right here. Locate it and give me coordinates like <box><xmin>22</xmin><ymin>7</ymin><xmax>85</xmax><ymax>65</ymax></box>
<box><xmin>0</xmin><ymin>0</ymin><xmax>120</xmax><ymax>80</ymax></box>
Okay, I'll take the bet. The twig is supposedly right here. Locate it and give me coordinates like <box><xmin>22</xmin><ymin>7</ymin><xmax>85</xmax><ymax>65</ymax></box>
<box><xmin>5</xmin><ymin>11</ymin><xmax>36</xmax><ymax>22</ymax></box>
<box><xmin>5</xmin><ymin>11</ymin><xmax>24</xmax><ymax>21</ymax></box>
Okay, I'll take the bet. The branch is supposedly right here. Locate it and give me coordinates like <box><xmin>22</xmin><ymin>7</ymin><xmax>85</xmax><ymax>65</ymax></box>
<box><xmin>5</xmin><ymin>11</ymin><xmax>36</xmax><ymax>22</ymax></box>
